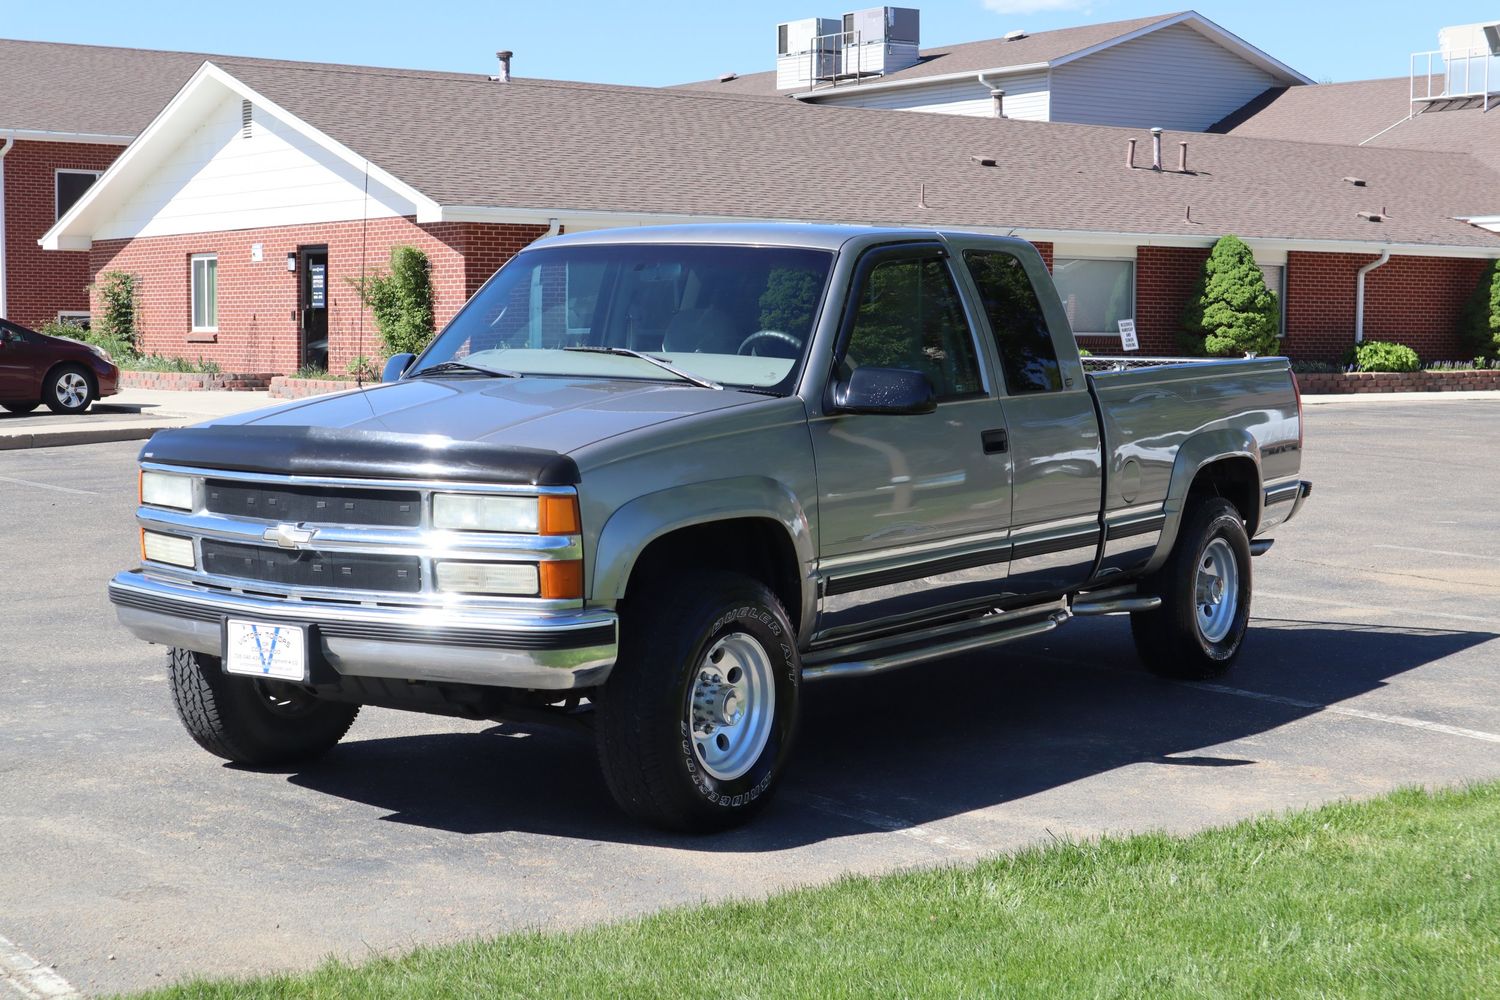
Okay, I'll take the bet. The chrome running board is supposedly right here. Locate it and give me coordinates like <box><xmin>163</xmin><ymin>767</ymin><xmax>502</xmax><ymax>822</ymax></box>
<box><xmin>1070</xmin><ymin>583</ymin><xmax>1162</xmax><ymax>616</ymax></box>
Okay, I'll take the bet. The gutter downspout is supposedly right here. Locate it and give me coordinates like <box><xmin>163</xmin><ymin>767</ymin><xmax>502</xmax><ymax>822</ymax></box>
<box><xmin>1354</xmin><ymin>247</ymin><xmax>1391</xmax><ymax>344</ymax></box>
<box><xmin>0</xmin><ymin>134</ymin><xmax>13</xmax><ymax>319</ymax></box>
<box><xmin>977</xmin><ymin>72</ymin><xmax>1006</xmax><ymax>116</ymax></box>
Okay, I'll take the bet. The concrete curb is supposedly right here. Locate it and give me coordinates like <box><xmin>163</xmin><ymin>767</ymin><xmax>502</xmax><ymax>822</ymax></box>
<box><xmin>0</xmin><ymin>423</ymin><xmax>174</xmax><ymax>451</ymax></box>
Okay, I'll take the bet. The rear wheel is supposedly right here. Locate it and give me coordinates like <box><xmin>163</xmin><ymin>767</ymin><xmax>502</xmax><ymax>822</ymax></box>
<box><xmin>1130</xmin><ymin>497</ymin><xmax>1251</xmax><ymax>679</ymax></box>
<box><xmin>42</xmin><ymin>364</ymin><xmax>95</xmax><ymax>414</ymax></box>
<box><xmin>595</xmin><ymin>571</ymin><xmax>800</xmax><ymax>832</ymax></box>
<box><xmin>168</xmin><ymin>647</ymin><xmax>359</xmax><ymax>765</ymax></box>
<box><xmin>1</xmin><ymin>402</ymin><xmax>38</xmax><ymax>414</ymax></box>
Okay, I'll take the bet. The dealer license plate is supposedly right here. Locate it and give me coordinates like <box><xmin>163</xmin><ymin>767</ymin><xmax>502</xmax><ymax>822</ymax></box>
<box><xmin>225</xmin><ymin>619</ymin><xmax>308</xmax><ymax>682</ymax></box>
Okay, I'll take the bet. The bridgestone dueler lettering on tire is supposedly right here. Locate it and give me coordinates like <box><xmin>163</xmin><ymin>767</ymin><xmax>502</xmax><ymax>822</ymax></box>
<box><xmin>167</xmin><ymin>647</ymin><xmax>359</xmax><ymax>765</ymax></box>
<box><xmin>1130</xmin><ymin>497</ymin><xmax>1252</xmax><ymax>680</ymax></box>
<box><xmin>594</xmin><ymin>571</ymin><xmax>800</xmax><ymax>832</ymax></box>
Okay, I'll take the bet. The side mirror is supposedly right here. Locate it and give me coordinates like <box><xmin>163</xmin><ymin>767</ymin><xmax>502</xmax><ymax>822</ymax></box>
<box><xmin>382</xmin><ymin>353</ymin><xmax>416</xmax><ymax>383</ymax></box>
<box><xmin>831</xmin><ymin>366</ymin><xmax>936</xmax><ymax>416</ymax></box>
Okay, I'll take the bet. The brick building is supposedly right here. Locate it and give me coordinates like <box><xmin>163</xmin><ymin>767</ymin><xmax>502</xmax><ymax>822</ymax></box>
<box><xmin>14</xmin><ymin>14</ymin><xmax>1500</xmax><ymax>372</ymax></box>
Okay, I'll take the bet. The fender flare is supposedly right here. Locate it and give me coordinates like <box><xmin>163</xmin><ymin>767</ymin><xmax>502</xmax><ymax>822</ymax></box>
<box><xmin>1143</xmin><ymin>428</ymin><xmax>1262</xmax><ymax>575</ymax></box>
<box><xmin>591</xmin><ymin>476</ymin><xmax>817</xmax><ymax>634</ymax></box>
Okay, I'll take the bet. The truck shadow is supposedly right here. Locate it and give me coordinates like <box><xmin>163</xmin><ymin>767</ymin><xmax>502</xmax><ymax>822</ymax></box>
<box><xmin>282</xmin><ymin>617</ymin><xmax>1494</xmax><ymax>850</ymax></box>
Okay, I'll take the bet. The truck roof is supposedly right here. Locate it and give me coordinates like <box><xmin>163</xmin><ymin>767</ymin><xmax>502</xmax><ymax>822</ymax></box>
<box><xmin>534</xmin><ymin>222</ymin><xmax>1030</xmax><ymax>253</ymax></box>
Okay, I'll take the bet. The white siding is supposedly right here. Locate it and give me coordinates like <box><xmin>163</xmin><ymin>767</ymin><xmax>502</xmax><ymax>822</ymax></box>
<box><xmin>93</xmin><ymin>92</ymin><xmax>421</xmax><ymax>241</ymax></box>
<box><xmin>812</xmin><ymin>69</ymin><xmax>1050</xmax><ymax>121</ymax></box>
<box><xmin>1048</xmin><ymin>23</ymin><xmax>1278</xmax><ymax>131</ymax></box>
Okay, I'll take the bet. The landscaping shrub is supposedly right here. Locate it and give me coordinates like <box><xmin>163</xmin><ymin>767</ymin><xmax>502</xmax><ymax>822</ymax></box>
<box><xmin>346</xmin><ymin>355</ymin><xmax>380</xmax><ymax>382</ymax></box>
<box><xmin>353</xmin><ymin>246</ymin><xmax>434</xmax><ymax>357</ymax></box>
<box><xmin>91</xmin><ymin>270</ymin><xmax>138</xmax><ymax>350</ymax></box>
<box><xmin>1181</xmin><ymin>235</ymin><xmax>1280</xmax><ymax>357</ymax></box>
<box><xmin>1458</xmin><ymin>259</ymin><xmax>1500</xmax><ymax>357</ymax></box>
<box><xmin>1345</xmin><ymin>340</ymin><xmax>1420</xmax><ymax>373</ymax></box>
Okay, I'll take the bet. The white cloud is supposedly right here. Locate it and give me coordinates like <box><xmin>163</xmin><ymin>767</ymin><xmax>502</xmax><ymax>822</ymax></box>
<box><xmin>980</xmin><ymin>0</ymin><xmax>1091</xmax><ymax>14</ymax></box>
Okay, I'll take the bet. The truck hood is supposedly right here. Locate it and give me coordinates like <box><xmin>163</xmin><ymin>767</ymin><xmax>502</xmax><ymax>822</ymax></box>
<box><xmin>141</xmin><ymin>376</ymin><xmax>768</xmax><ymax>485</ymax></box>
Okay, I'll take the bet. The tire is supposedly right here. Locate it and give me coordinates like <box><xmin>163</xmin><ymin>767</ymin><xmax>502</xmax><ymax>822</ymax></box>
<box><xmin>1</xmin><ymin>402</ymin><xmax>39</xmax><ymax>414</ymax></box>
<box><xmin>42</xmin><ymin>364</ymin><xmax>95</xmax><ymax>414</ymax></box>
<box><xmin>595</xmin><ymin>571</ymin><xmax>801</xmax><ymax>832</ymax></box>
<box><xmin>167</xmin><ymin>647</ymin><xmax>359</xmax><ymax>765</ymax></box>
<box><xmin>1130</xmin><ymin>497</ymin><xmax>1252</xmax><ymax>680</ymax></box>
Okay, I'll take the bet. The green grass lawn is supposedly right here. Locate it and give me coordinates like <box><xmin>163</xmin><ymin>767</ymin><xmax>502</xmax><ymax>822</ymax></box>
<box><xmin>132</xmin><ymin>783</ymin><xmax>1499</xmax><ymax>1000</ymax></box>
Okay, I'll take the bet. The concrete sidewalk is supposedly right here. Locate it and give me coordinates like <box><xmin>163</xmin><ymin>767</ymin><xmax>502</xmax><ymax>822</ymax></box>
<box><xmin>0</xmin><ymin>387</ymin><xmax>280</xmax><ymax>451</ymax></box>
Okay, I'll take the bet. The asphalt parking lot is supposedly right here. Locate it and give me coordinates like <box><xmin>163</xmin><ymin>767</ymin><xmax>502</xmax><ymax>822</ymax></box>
<box><xmin>2</xmin><ymin>395</ymin><xmax>1498</xmax><ymax>997</ymax></box>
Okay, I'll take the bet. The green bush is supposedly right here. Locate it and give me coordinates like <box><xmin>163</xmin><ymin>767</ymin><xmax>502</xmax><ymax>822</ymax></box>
<box><xmin>346</xmin><ymin>355</ymin><xmax>380</xmax><ymax>382</ymax></box>
<box><xmin>1345</xmin><ymin>340</ymin><xmax>1420</xmax><ymax>372</ymax></box>
<box><xmin>1458</xmin><ymin>260</ymin><xmax>1500</xmax><ymax>357</ymax></box>
<box><xmin>353</xmin><ymin>246</ymin><xmax>434</xmax><ymax>357</ymax></box>
<box><xmin>90</xmin><ymin>271</ymin><xmax>137</xmax><ymax>349</ymax></box>
<box><xmin>1181</xmin><ymin>235</ymin><xmax>1280</xmax><ymax>357</ymax></box>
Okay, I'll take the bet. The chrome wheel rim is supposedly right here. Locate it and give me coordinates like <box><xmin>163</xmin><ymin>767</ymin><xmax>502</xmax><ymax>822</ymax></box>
<box><xmin>55</xmin><ymin>372</ymin><xmax>89</xmax><ymax>409</ymax></box>
<box><xmin>1195</xmin><ymin>537</ymin><xmax>1240</xmax><ymax>644</ymax></box>
<box><xmin>686</xmin><ymin>632</ymin><xmax>775</xmax><ymax>782</ymax></box>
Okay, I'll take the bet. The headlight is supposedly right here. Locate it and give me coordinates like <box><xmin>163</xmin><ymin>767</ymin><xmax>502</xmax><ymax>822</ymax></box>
<box><xmin>140</xmin><ymin>471</ymin><xmax>193</xmax><ymax>510</ymax></box>
<box><xmin>86</xmin><ymin>343</ymin><xmax>112</xmax><ymax>364</ymax></box>
<box><xmin>432</xmin><ymin>493</ymin><xmax>580</xmax><ymax>535</ymax></box>
<box><xmin>141</xmin><ymin>530</ymin><xmax>196</xmax><ymax>568</ymax></box>
<box><xmin>435</xmin><ymin>562</ymin><xmax>540</xmax><ymax>596</ymax></box>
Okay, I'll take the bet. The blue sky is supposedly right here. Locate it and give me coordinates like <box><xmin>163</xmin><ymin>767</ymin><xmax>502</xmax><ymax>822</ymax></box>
<box><xmin>3</xmin><ymin>0</ymin><xmax>1495</xmax><ymax>85</ymax></box>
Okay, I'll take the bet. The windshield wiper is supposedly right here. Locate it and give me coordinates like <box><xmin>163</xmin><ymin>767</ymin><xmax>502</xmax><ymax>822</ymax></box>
<box><xmin>562</xmin><ymin>346</ymin><xmax>723</xmax><ymax>390</ymax></box>
<box><xmin>412</xmin><ymin>360</ymin><xmax>523</xmax><ymax>379</ymax></box>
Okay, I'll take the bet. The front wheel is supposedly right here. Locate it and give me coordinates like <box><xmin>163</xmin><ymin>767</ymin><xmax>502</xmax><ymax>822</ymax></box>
<box><xmin>1130</xmin><ymin>497</ymin><xmax>1252</xmax><ymax>679</ymax></box>
<box><xmin>43</xmin><ymin>364</ymin><xmax>95</xmax><ymax>414</ymax></box>
<box><xmin>595</xmin><ymin>571</ymin><xmax>801</xmax><ymax>832</ymax></box>
<box><xmin>167</xmin><ymin>647</ymin><xmax>359</xmax><ymax>765</ymax></box>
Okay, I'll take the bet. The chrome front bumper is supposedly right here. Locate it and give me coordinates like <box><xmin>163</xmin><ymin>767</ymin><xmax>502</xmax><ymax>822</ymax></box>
<box><xmin>108</xmin><ymin>570</ymin><xmax>617</xmax><ymax>690</ymax></box>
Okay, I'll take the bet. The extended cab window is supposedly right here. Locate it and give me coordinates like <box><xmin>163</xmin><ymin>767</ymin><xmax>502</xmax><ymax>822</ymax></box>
<box><xmin>842</xmin><ymin>253</ymin><xmax>981</xmax><ymax>399</ymax></box>
<box><xmin>963</xmin><ymin>250</ymin><xmax>1063</xmax><ymax>394</ymax></box>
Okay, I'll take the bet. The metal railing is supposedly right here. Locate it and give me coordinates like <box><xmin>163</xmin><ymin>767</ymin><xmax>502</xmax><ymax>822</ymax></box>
<box><xmin>803</xmin><ymin>29</ymin><xmax>870</xmax><ymax>89</ymax></box>
<box><xmin>1411</xmin><ymin>45</ymin><xmax>1499</xmax><ymax>112</ymax></box>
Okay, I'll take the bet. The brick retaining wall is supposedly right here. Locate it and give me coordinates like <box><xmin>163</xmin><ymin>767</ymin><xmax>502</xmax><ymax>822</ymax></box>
<box><xmin>118</xmin><ymin>370</ymin><xmax>275</xmax><ymax>391</ymax></box>
<box><xmin>267</xmin><ymin>376</ymin><xmax>362</xmax><ymax>399</ymax></box>
<box><xmin>1297</xmin><ymin>370</ymin><xmax>1500</xmax><ymax>393</ymax></box>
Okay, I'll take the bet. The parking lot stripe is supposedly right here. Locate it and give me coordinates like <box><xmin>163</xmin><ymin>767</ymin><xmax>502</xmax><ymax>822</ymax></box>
<box><xmin>0</xmin><ymin>475</ymin><xmax>96</xmax><ymax>497</ymax></box>
<box><xmin>0</xmin><ymin>934</ymin><xmax>78</xmax><ymax>999</ymax></box>
<box><xmin>1190</xmin><ymin>683</ymin><xmax>1500</xmax><ymax>746</ymax></box>
<box><xmin>1258</xmin><ymin>590</ymin><xmax>1500</xmax><ymax>626</ymax></box>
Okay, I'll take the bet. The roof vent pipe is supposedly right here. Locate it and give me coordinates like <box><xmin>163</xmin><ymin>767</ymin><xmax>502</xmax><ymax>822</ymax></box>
<box><xmin>991</xmin><ymin>89</ymin><xmax>1006</xmax><ymax>118</ymax></box>
<box><xmin>1150</xmin><ymin>127</ymin><xmax>1163</xmax><ymax>171</ymax></box>
<box><xmin>495</xmin><ymin>50</ymin><xmax>513</xmax><ymax>83</ymax></box>
<box><xmin>1126</xmin><ymin>138</ymin><xmax>1137</xmax><ymax>169</ymax></box>
<box><xmin>1178</xmin><ymin>141</ymin><xmax>1188</xmax><ymax>172</ymax></box>
<box><xmin>1355</xmin><ymin>248</ymin><xmax>1392</xmax><ymax>344</ymax></box>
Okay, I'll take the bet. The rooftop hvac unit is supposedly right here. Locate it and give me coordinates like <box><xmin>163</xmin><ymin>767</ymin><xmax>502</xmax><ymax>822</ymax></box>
<box><xmin>1438</xmin><ymin>21</ymin><xmax>1500</xmax><ymax>56</ymax></box>
<box><xmin>778</xmin><ymin>16</ymin><xmax>842</xmax><ymax>55</ymax></box>
<box><xmin>841</xmin><ymin>6</ymin><xmax>920</xmax><ymax>46</ymax></box>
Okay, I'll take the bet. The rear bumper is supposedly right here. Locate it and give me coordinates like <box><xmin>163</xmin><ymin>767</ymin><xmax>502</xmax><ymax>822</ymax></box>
<box><xmin>107</xmin><ymin>570</ymin><xmax>617</xmax><ymax>690</ymax></box>
<box><xmin>1260</xmin><ymin>478</ymin><xmax>1311</xmax><ymax>533</ymax></box>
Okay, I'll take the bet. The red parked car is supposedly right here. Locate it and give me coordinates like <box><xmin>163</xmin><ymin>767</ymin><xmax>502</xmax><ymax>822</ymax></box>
<box><xmin>0</xmin><ymin>319</ymin><xmax>119</xmax><ymax>415</ymax></box>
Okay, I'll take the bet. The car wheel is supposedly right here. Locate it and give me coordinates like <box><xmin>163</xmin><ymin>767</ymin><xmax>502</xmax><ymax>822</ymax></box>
<box><xmin>1130</xmin><ymin>497</ymin><xmax>1252</xmax><ymax>680</ymax></box>
<box><xmin>42</xmin><ymin>364</ymin><xmax>95</xmax><ymax>414</ymax></box>
<box><xmin>168</xmin><ymin>647</ymin><xmax>360</xmax><ymax>765</ymax></box>
<box><xmin>1</xmin><ymin>401</ymin><xmax>39</xmax><ymax>414</ymax></box>
<box><xmin>595</xmin><ymin>571</ymin><xmax>801</xmax><ymax>832</ymax></box>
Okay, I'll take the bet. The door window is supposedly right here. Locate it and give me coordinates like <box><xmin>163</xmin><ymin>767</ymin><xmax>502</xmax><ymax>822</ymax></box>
<box><xmin>842</xmin><ymin>253</ymin><xmax>981</xmax><ymax>399</ymax></box>
<box><xmin>963</xmin><ymin>250</ymin><xmax>1063</xmax><ymax>394</ymax></box>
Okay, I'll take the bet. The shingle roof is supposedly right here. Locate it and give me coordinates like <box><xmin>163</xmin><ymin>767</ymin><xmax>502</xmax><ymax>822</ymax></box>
<box><xmin>0</xmin><ymin>37</ymin><xmax>494</xmax><ymax>136</ymax></box>
<box><xmin>212</xmin><ymin>60</ymin><xmax>1500</xmax><ymax>249</ymax></box>
<box><xmin>1215</xmin><ymin>76</ymin><xmax>1500</xmax><ymax>172</ymax></box>
<box><xmin>674</xmin><ymin>13</ymin><xmax>1184</xmax><ymax>97</ymax></box>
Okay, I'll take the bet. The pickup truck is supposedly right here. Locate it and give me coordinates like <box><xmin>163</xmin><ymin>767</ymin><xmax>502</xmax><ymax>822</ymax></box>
<box><xmin>108</xmin><ymin>224</ymin><xmax>1311</xmax><ymax>831</ymax></box>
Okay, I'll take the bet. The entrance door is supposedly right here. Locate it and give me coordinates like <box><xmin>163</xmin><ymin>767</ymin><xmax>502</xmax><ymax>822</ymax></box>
<box><xmin>299</xmin><ymin>246</ymin><xmax>329</xmax><ymax>371</ymax></box>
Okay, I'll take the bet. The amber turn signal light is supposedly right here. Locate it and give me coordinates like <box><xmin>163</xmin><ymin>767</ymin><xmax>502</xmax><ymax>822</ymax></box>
<box><xmin>539</xmin><ymin>559</ymin><xmax>584</xmax><ymax>599</ymax></box>
<box><xmin>538</xmin><ymin>495</ymin><xmax>581</xmax><ymax>536</ymax></box>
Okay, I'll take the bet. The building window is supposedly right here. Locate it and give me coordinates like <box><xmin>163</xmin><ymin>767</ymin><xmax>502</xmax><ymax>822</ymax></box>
<box><xmin>56</xmin><ymin>311</ymin><xmax>91</xmax><ymax>330</ymax></box>
<box><xmin>55</xmin><ymin>170</ymin><xmax>102</xmax><ymax>221</ymax></box>
<box><xmin>191</xmin><ymin>254</ymin><xmax>218</xmax><ymax>331</ymax></box>
<box><xmin>1053</xmin><ymin>258</ymin><xmax>1135</xmax><ymax>338</ymax></box>
<box><xmin>1258</xmin><ymin>264</ymin><xmax>1286</xmax><ymax>338</ymax></box>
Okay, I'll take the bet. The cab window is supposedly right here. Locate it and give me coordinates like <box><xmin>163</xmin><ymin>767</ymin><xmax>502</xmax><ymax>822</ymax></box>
<box><xmin>963</xmin><ymin>250</ymin><xmax>1063</xmax><ymax>394</ymax></box>
<box><xmin>842</xmin><ymin>252</ymin><xmax>982</xmax><ymax>400</ymax></box>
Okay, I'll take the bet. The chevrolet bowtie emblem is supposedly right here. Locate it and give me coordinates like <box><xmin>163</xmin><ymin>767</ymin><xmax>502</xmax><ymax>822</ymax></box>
<box><xmin>263</xmin><ymin>523</ymin><xmax>316</xmax><ymax>549</ymax></box>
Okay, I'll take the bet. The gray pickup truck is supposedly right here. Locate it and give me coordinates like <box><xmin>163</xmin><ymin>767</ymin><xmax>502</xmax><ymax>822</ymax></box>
<box><xmin>108</xmin><ymin>224</ymin><xmax>1310</xmax><ymax>831</ymax></box>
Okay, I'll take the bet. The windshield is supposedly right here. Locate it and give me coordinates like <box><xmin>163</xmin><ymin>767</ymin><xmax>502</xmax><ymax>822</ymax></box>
<box><xmin>412</xmin><ymin>243</ymin><xmax>834</xmax><ymax>391</ymax></box>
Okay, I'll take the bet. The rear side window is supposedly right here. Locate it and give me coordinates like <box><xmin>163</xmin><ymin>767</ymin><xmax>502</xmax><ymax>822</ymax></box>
<box><xmin>963</xmin><ymin>250</ymin><xmax>1062</xmax><ymax>394</ymax></box>
<box><xmin>843</xmin><ymin>254</ymin><xmax>982</xmax><ymax>399</ymax></box>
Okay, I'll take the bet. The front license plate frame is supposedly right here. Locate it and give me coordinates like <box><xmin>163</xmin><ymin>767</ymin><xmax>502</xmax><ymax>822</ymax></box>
<box><xmin>224</xmin><ymin>618</ymin><xmax>309</xmax><ymax>682</ymax></box>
